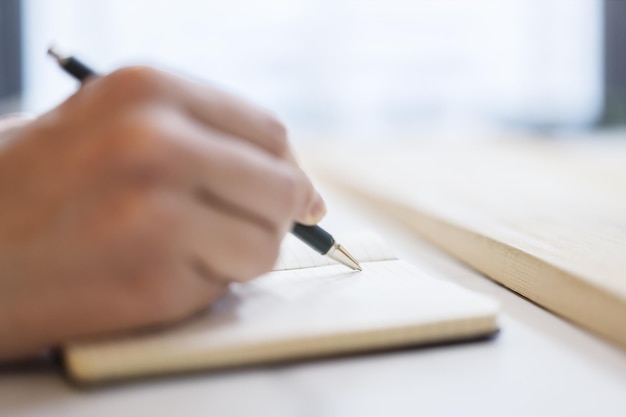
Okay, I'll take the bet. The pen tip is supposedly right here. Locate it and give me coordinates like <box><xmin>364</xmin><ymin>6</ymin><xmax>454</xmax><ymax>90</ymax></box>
<box><xmin>328</xmin><ymin>244</ymin><xmax>362</xmax><ymax>271</ymax></box>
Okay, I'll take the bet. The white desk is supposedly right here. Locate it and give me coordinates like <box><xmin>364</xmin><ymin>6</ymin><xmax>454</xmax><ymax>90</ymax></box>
<box><xmin>1</xmin><ymin>189</ymin><xmax>625</xmax><ymax>417</ymax></box>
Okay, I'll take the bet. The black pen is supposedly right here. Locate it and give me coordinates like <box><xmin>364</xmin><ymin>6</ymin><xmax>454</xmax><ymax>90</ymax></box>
<box><xmin>47</xmin><ymin>47</ymin><xmax>362</xmax><ymax>271</ymax></box>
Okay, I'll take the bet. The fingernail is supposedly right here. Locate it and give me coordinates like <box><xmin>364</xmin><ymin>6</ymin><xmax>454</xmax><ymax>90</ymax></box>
<box><xmin>305</xmin><ymin>195</ymin><xmax>327</xmax><ymax>224</ymax></box>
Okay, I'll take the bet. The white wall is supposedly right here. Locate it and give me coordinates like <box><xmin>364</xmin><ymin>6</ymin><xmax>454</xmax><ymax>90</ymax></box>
<box><xmin>22</xmin><ymin>0</ymin><xmax>602</xmax><ymax>139</ymax></box>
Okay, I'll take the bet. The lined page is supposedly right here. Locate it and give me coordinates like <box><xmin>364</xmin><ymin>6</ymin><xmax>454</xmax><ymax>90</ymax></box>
<box><xmin>273</xmin><ymin>231</ymin><xmax>396</xmax><ymax>271</ymax></box>
<box><xmin>64</xmin><ymin>232</ymin><xmax>498</xmax><ymax>382</ymax></box>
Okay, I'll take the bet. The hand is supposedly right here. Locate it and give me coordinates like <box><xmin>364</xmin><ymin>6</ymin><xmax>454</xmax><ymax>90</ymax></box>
<box><xmin>0</xmin><ymin>114</ymin><xmax>32</xmax><ymax>142</ymax></box>
<box><xmin>0</xmin><ymin>67</ymin><xmax>326</xmax><ymax>360</ymax></box>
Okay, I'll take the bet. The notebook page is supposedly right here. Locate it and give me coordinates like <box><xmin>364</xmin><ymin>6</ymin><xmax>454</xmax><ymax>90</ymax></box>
<box><xmin>65</xmin><ymin>253</ymin><xmax>498</xmax><ymax>380</ymax></box>
<box><xmin>230</xmin><ymin>260</ymin><xmax>496</xmax><ymax>339</ymax></box>
<box><xmin>273</xmin><ymin>231</ymin><xmax>396</xmax><ymax>271</ymax></box>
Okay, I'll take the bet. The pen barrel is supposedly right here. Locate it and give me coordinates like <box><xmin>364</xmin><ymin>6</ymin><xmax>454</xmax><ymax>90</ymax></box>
<box><xmin>64</xmin><ymin>57</ymin><xmax>96</xmax><ymax>82</ymax></box>
<box><xmin>291</xmin><ymin>223</ymin><xmax>335</xmax><ymax>255</ymax></box>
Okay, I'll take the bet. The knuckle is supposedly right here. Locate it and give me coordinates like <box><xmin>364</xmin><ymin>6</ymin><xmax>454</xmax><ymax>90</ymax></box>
<box><xmin>103</xmin><ymin>66</ymin><xmax>165</xmax><ymax>104</ymax></box>
<box><xmin>116</xmin><ymin>115</ymin><xmax>162</xmax><ymax>146</ymax></box>
<box><xmin>107</xmin><ymin>118</ymin><xmax>178</xmax><ymax>187</ymax></box>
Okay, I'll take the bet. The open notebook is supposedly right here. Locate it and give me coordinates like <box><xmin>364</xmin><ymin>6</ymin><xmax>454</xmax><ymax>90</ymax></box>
<box><xmin>63</xmin><ymin>232</ymin><xmax>499</xmax><ymax>384</ymax></box>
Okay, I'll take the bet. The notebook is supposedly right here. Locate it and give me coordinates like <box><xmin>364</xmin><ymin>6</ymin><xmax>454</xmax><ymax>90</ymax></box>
<box><xmin>306</xmin><ymin>139</ymin><xmax>626</xmax><ymax>350</ymax></box>
<box><xmin>62</xmin><ymin>232</ymin><xmax>499</xmax><ymax>384</ymax></box>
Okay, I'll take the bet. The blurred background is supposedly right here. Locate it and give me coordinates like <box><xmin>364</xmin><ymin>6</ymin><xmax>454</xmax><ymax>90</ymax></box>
<box><xmin>1</xmin><ymin>0</ymin><xmax>625</xmax><ymax>141</ymax></box>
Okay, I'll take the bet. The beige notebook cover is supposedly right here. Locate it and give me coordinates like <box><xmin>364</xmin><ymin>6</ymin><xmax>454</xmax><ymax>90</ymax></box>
<box><xmin>63</xmin><ymin>232</ymin><xmax>499</xmax><ymax>384</ymax></box>
<box><xmin>307</xmin><ymin>139</ymin><xmax>626</xmax><ymax>350</ymax></box>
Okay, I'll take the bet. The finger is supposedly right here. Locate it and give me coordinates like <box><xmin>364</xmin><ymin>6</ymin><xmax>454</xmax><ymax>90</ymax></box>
<box><xmin>153</xmin><ymin>71</ymin><xmax>289</xmax><ymax>159</ymax></box>
<box><xmin>181</xmin><ymin>192</ymin><xmax>283</xmax><ymax>282</ymax></box>
<box><xmin>156</xmin><ymin>114</ymin><xmax>314</xmax><ymax>232</ymax></box>
<box><xmin>92</xmin><ymin>67</ymin><xmax>327</xmax><ymax>225</ymax></box>
<box><xmin>141</xmin><ymin>260</ymin><xmax>229</xmax><ymax>327</ymax></box>
<box><xmin>30</xmin><ymin>253</ymin><xmax>228</xmax><ymax>345</ymax></box>
<box><xmin>87</xmin><ymin>67</ymin><xmax>287</xmax><ymax>158</ymax></box>
<box><xmin>183</xmin><ymin>120</ymin><xmax>327</xmax><ymax>226</ymax></box>
<box><xmin>290</xmin><ymin>162</ymin><xmax>327</xmax><ymax>225</ymax></box>
<box><xmin>168</xmin><ymin>75</ymin><xmax>328</xmax><ymax>224</ymax></box>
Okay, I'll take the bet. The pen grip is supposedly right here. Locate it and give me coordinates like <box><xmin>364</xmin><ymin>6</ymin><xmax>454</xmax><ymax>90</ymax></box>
<box><xmin>291</xmin><ymin>223</ymin><xmax>335</xmax><ymax>255</ymax></box>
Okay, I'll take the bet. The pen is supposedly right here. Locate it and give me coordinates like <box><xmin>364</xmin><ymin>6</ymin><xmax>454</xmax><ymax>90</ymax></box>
<box><xmin>47</xmin><ymin>47</ymin><xmax>362</xmax><ymax>271</ymax></box>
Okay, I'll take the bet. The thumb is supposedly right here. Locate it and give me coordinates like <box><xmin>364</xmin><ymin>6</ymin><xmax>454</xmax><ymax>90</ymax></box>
<box><xmin>296</xmin><ymin>178</ymin><xmax>327</xmax><ymax>226</ymax></box>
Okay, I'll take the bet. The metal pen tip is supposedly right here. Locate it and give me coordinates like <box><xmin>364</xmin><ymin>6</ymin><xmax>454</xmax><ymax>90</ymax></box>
<box><xmin>327</xmin><ymin>243</ymin><xmax>362</xmax><ymax>271</ymax></box>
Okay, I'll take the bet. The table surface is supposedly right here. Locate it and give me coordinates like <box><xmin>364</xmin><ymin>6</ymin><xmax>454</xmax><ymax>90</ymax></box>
<box><xmin>1</xmin><ymin>188</ymin><xmax>625</xmax><ymax>417</ymax></box>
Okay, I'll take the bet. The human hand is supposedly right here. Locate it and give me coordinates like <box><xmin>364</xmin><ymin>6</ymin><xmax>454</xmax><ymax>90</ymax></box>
<box><xmin>0</xmin><ymin>114</ymin><xmax>32</xmax><ymax>142</ymax></box>
<box><xmin>0</xmin><ymin>67</ymin><xmax>326</xmax><ymax>360</ymax></box>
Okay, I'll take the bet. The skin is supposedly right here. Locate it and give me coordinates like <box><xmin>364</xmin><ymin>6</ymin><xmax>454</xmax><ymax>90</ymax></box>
<box><xmin>0</xmin><ymin>67</ymin><xmax>326</xmax><ymax>360</ymax></box>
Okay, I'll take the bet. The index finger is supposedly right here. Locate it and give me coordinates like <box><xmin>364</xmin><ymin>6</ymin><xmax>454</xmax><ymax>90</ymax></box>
<box><xmin>163</xmin><ymin>72</ymin><xmax>289</xmax><ymax>158</ymax></box>
<box><xmin>140</xmin><ymin>70</ymin><xmax>325</xmax><ymax>224</ymax></box>
<box><xmin>164</xmin><ymin>72</ymin><xmax>327</xmax><ymax>224</ymax></box>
